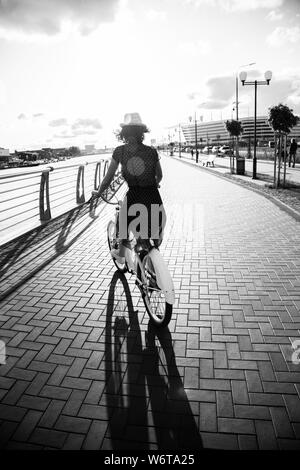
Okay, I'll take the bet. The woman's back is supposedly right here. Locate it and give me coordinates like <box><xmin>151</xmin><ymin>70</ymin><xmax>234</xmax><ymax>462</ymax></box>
<box><xmin>112</xmin><ymin>143</ymin><xmax>159</xmax><ymax>187</ymax></box>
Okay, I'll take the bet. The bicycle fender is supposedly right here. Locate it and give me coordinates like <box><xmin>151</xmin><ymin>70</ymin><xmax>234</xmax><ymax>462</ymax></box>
<box><xmin>148</xmin><ymin>249</ymin><xmax>175</xmax><ymax>305</ymax></box>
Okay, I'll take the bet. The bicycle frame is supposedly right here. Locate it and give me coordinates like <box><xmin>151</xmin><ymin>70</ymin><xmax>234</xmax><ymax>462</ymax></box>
<box><xmin>114</xmin><ymin>203</ymin><xmax>175</xmax><ymax>305</ymax></box>
<box><xmin>93</xmin><ymin>190</ymin><xmax>175</xmax><ymax>311</ymax></box>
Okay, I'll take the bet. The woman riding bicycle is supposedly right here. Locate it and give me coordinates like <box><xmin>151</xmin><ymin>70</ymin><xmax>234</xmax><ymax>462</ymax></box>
<box><xmin>94</xmin><ymin>112</ymin><xmax>166</xmax><ymax>265</ymax></box>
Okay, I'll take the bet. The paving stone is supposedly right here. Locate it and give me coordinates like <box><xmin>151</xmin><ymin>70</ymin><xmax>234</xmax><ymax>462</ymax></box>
<box><xmin>255</xmin><ymin>420</ymin><xmax>278</xmax><ymax>450</ymax></box>
<box><xmin>78</xmin><ymin>404</ymin><xmax>110</xmax><ymax>421</ymax></box>
<box><xmin>199</xmin><ymin>403</ymin><xmax>217</xmax><ymax>432</ymax></box>
<box><xmin>29</xmin><ymin>427</ymin><xmax>68</xmax><ymax>448</ymax></box>
<box><xmin>61</xmin><ymin>376</ymin><xmax>92</xmax><ymax>391</ymax></box>
<box><xmin>199</xmin><ymin>359</ymin><xmax>214</xmax><ymax>378</ymax></box>
<box><xmin>201</xmin><ymin>432</ymin><xmax>239</xmax><ymax>450</ymax></box>
<box><xmin>234</xmin><ymin>405</ymin><xmax>270</xmax><ymax>420</ymax></box>
<box><xmin>12</xmin><ymin>409</ymin><xmax>43</xmax><ymax>442</ymax></box>
<box><xmin>62</xmin><ymin>433</ymin><xmax>85</xmax><ymax>450</ymax></box>
<box><xmin>278</xmin><ymin>438</ymin><xmax>300</xmax><ymax>450</ymax></box>
<box><xmin>82</xmin><ymin>420</ymin><xmax>108</xmax><ymax>450</ymax></box>
<box><xmin>216</xmin><ymin>391</ymin><xmax>234</xmax><ymax>418</ymax></box>
<box><xmin>218</xmin><ymin>417</ymin><xmax>255</xmax><ymax>435</ymax></box>
<box><xmin>0</xmin><ymin>421</ymin><xmax>19</xmax><ymax>447</ymax></box>
<box><xmin>2</xmin><ymin>380</ymin><xmax>29</xmax><ymax>405</ymax></box>
<box><xmin>283</xmin><ymin>395</ymin><xmax>300</xmax><ymax>422</ymax></box>
<box><xmin>232</xmin><ymin>381</ymin><xmax>249</xmax><ymax>405</ymax></box>
<box><xmin>17</xmin><ymin>395</ymin><xmax>50</xmax><ymax>411</ymax></box>
<box><xmin>25</xmin><ymin>373</ymin><xmax>50</xmax><ymax>396</ymax></box>
<box><xmin>245</xmin><ymin>370</ymin><xmax>263</xmax><ymax>393</ymax></box>
<box><xmin>63</xmin><ymin>389</ymin><xmax>87</xmax><ymax>416</ymax></box>
<box><xmin>238</xmin><ymin>434</ymin><xmax>258</xmax><ymax>450</ymax></box>
<box><xmin>270</xmin><ymin>407</ymin><xmax>295</xmax><ymax>438</ymax></box>
<box><xmin>38</xmin><ymin>400</ymin><xmax>65</xmax><ymax>428</ymax></box>
<box><xmin>84</xmin><ymin>381</ymin><xmax>105</xmax><ymax>405</ymax></box>
<box><xmin>55</xmin><ymin>415</ymin><xmax>91</xmax><ymax>434</ymax></box>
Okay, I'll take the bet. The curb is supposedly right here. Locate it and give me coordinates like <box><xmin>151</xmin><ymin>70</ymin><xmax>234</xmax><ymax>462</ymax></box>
<box><xmin>169</xmin><ymin>154</ymin><xmax>300</xmax><ymax>223</ymax></box>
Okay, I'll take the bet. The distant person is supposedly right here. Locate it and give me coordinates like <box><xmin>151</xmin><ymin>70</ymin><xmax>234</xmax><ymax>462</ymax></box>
<box><xmin>289</xmin><ymin>138</ymin><xmax>298</xmax><ymax>168</ymax></box>
<box><xmin>191</xmin><ymin>149</ymin><xmax>194</xmax><ymax>159</ymax></box>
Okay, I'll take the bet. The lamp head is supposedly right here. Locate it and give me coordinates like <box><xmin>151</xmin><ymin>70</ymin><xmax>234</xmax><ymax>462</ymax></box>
<box><xmin>264</xmin><ymin>70</ymin><xmax>272</xmax><ymax>84</ymax></box>
<box><xmin>239</xmin><ymin>71</ymin><xmax>247</xmax><ymax>85</ymax></box>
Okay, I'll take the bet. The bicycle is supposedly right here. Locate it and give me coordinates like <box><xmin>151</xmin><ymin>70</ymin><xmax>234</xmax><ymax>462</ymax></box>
<box><xmin>91</xmin><ymin>189</ymin><xmax>175</xmax><ymax>327</ymax></box>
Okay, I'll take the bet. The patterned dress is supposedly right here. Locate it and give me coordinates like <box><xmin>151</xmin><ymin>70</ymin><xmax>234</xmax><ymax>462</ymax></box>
<box><xmin>112</xmin><ymin>144</ymin><xmax>165</xmax><ymax>241</ymax></box>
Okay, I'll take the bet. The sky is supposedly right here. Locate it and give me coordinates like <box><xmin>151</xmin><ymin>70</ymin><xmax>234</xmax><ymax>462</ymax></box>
<box><xmin>0</xmin><ymin>0</ymin><xmax>299</xmax><ymax>150</ymax></box>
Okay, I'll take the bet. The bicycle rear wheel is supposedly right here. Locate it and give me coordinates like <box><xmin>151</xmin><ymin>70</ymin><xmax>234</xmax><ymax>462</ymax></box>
<box><xmin>107</xmin><ymin>220</ymin><xmax>127</xmax><ymax>273</ymax></box>
<box><xmin>139</xmin><ymin>252</ymin><xmax>172</xmax><ymax>327</ymax></box>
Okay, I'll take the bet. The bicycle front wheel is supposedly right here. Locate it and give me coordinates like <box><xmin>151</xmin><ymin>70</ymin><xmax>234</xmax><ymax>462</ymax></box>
<box><xmin>107</xmin><ymin>220</ymin><xmax>127</xmax><ymax>273</ymax></box>
<box><xmin>139</xmin><ymin>253</ymin><xmax>172</xmax><ymax>327</ymax></box>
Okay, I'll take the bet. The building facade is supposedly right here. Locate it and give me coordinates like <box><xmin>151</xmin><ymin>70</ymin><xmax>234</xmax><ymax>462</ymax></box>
<box><xmin>181</xmin><ymin>116</ymin><xmax>300</xmax><ymax>146</ymax></box>
<box><xmin>0</xmin><ymin>147</ymin><xmax>9</xmax><ymax>157</ymax></box>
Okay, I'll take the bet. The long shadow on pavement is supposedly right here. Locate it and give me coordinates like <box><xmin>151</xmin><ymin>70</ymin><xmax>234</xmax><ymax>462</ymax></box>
<box><xmin>103</xmin><ymin>270</ymin><xmax>149</xmax><ymax>450</ymax></box>
<box><xmin>103</xmin><ymin>270</ymin><xmax>203</xmax><ymax>450</ymax></box>
<box><xmin>142</xmin><ymin>323</ymin><xmax>203</xmax><ymax>450</ymax></box>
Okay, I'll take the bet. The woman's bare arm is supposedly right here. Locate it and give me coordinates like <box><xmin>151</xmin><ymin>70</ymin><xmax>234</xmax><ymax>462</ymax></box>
<box><xmin>155</xmin><ymin>160</ymin><xmax>163</xmax><ymax>185</ymax></box>
<box><xmin>96</xmin><ymin>158</ymin><xmax>119</xmax><ymax>194</ymax></box>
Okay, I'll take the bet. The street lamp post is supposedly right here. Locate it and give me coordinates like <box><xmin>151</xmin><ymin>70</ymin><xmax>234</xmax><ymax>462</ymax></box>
<box><xmin>235</xmin><ymin>62</ymin><xmax>256</xmax><ymax>121</ymax></box>
<box><xmin>189</xmin><ymin>113</ymin><xmax>198</xmax><ymax>163</ymax></box>
<box><xmin>239</xmin><ymin>70</ymin><xmax>272</xmax><ymax>179</ymax></box>
<box><xmin>175</xmin><ymin>125</ymin><xmax>182</xmax><ymax>158</ymax></box>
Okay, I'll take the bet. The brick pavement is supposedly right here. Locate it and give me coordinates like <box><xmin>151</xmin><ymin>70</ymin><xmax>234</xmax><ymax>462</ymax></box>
<box><xmin>0</xmin><ymin>154</ymin><xmax>300</xmax><ymax>450</ymax></box>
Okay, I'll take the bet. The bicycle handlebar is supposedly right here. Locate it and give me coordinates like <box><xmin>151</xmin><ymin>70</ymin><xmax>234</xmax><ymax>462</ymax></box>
<box><xmin>91</xmin><ymin>189</ymin><xmax>119</xmax><ymax>205</ymax></box>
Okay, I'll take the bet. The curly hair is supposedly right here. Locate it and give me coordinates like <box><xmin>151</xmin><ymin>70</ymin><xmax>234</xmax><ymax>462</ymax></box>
<box><xmin>117</xmin><ymin>125</ymin><xmax>149</xmax><ymax>144</ymax></box>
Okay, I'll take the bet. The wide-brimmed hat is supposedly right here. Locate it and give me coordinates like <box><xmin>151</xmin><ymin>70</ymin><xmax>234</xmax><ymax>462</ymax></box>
<box><xmin>120</xmin><ymin>112</ymin><xmax>148</xmax><ymax>129</ymax></box>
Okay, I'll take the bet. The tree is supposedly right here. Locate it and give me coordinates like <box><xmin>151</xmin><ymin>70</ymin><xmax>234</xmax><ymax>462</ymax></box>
<box><xmin>69</xmin><ymin>146</ymin><xmax>81</xmax><ymax>156</ymax></box>
<box><xmin>225</xmin><ymin>119</ymin><xmax>243</xmax><ymax>172</ymax></box>
<box><xmin>268</xmin><ymin>103</ymin><xmax>299</xmax><ymax>134</ymax></box>
<box><xmin>268</xmin><ymin>104</ymin><xmax>299</xmax><ymax>187</ymax></box>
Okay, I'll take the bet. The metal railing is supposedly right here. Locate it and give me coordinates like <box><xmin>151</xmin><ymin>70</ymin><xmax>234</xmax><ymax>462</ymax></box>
<box><xmin>0</xmin><ymin>157</ymin><xmax>123</xmax><ymax>245</ymax></box>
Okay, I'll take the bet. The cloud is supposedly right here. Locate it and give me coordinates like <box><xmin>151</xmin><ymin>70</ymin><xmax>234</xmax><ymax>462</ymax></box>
<box><xmin>184</xmin><ymin>0</ymin><xmax>283</xmax><ymax>11</ymax></box>
<box><xmin>146</xmin><ymin>9</ymin><xmax>167</xmax><ymax>22</ymax></box>
<box><xmin>73</xmin><ymin>129</ymin><xmax>98</xmax><ymax>136</ymax></box>
<box><xmin>33</xmin><ymin>113</ymin><xmax>44</xmax><ymax>118</ymax></box>
<box><xmin>17</xmin><ymin>113</ymin><xmax>27</xmax><ymax>120</ymax></box>
<box><xmin>0</xmin><ymin>80</ymin><xmax>6</xmax><ymax>106</ymax></box>
<box><xmin>0</xmin><ymin>0</ymin><xmax>120</xmax><ymax>36</ymax></box>
<box><xmin>187</xmin><ymin>75</ymin><xmax>236</xmax><ymax>109</ymax></box>
<box><xmin>203</xmin><ymin>75</ymin><xmax>236</xmax><ymax>109</ymax></box>
<box><xmin>178</xmin><ymin>40</ymin><xmax>211</xmax><ymax>56</ymax></box>
<box><xmin>267</xmin><ymin>26</ymin><xmax>300</xmax><ymax>46</ymax></box>
<box><xmin>71</xmin><ymin>118</ymin><xmax>102</xmax><ymax>131</ymax></box>
<box><xmin>53</xmin><ymin>132</ymin><xmax>75</xmax><ymax>139</ymax></box>
<box><xmin>197</xmin><ymin>99</ymin><xmax>229</xmax><ymax>110</ymax></box>
<box><xmin>49</xmin><ymin>118</ymin><xmax>68</xmax><ymax>127</ymax></box>
<box><xmin>266</xmin><ymin>9</ymin><xmax>283</xmax><ymax>21</ymax></box>
<box><xmin>219</xmin><ymin>0</ymin><xmax>283</xmax><ymax>10</ymax></box>
<box><xmin>52</xmin><ymin>117</ymin><xmax>102</xmax><ymax>139</ymax></box>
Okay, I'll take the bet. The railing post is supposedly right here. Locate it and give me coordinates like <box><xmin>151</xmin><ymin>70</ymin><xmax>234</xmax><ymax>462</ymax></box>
<box><xmin>103</xmin><ymin>159</ymin><xmax>109</xmax><ymax>178</ymax></box>
<box><xmin>76</xmin><ymin>165</ymin><xmax>85</xmax><ymax>204</ymax></box>
<box><xmin>94</xmin><ymin>161</ymin><xmax>102</xmax><ymax>190</ymax></box>
<box><xmin>39</xmin><ymin>170</ymin><xmax>52</xmax><ymax>221</ymax></box>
